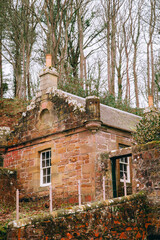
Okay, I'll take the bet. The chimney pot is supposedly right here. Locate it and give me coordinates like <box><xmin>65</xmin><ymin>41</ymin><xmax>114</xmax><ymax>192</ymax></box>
<box><xmin>46</xmin><ymin>54</ymin><xmax>52</xmax><ymax>67</ymax></box>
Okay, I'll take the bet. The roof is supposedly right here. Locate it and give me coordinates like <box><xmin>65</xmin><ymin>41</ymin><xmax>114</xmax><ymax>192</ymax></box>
<box><xmin>65</xmin><ymin>92</ymin><xmax>141</xmax><ymax>132</ymax></box>
<box><xmin>0</xmin><ymin>91</ymin><xmax>141</xmax><ymax>134</ymax></box>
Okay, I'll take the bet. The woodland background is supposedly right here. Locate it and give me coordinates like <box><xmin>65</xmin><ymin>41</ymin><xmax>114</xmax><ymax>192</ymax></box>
<box><xmin>0</xmin><ymin>0</ymin><xmax>160</xmax><ymax>113</ymax></box>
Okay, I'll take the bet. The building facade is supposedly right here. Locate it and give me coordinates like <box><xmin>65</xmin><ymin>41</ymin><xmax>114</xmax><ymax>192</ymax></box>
<box><xmin>0</xmin><ymin>65</ymin><xmax>141</xmax><ymax>205</ymax></box>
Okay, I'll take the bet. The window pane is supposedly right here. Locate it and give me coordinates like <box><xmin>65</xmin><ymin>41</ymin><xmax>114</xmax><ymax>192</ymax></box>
<box><xmin>120</xmin><ymin>164</ymin><xmax>123</xmax><ymax>170</ymax></box>
<box><xmin>46</xmin><ymin>151</ymin><xmax>49</xmax><ymax>159</ymax></box>
<box><xmin>42</xmin><ymin>160</ymin><xmax>45</xmax><ymax>168</ymax></box>
<box><xmin>46</xmin><ymin>160</ymin><xmax>50</xmax><ymax>166</ymax></box>
<box><xmin>124</xmin><ymin>165</ymin><xmax>127</xmax><ymax>171</ymax></box>
<box><xmin>124</xmin><ymin>157</ymin><xmax>128</xmax><ymax>163</ymax></box>
<box><xmin>43</xmin><ymin>176</ymin><xmax>46</xmax><ymax>184</ymax></box>
<box><xmin>43</xmin><ymin>169</ymin><xmax>46</xmax><ymax>176</ymax></box>
<box><xmin>47</xmin><ymin>175</ymin><xmax>50</xmax><ymax>183</ymax></box>
<box><xmin>47</xmin><ymin>168</ymin><xmax>50</xmax><ymax>174</ymax></box>
<box><xmin>120</xmin><ymin>172</ymin><xmax>123</xmax><ymax>179</ymax></box>
<box><xmin>42</xmin><ymin>152</ymin><xmax>45</xmax><ymax>160</ymax></box>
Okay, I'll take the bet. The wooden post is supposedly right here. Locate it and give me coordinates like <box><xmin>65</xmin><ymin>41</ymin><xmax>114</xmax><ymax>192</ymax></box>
<box><xmin>78</xmin><ymin>180</ymin><xmax>81</xmax><ymax>207</ymax></box>
<box><xmin>124</xmin><ymin>174</ymin><xmax>127</xmax><ymax>196</ymax></box>
<box><xmin>49</xmin><ymin>185</ymin><xmax>52</xmax><ymax>213</ymax></box>
<box><xmin>16</xmin><ymin>189</ymin><xmax>19</xmax><ymax>221</ymax></box>
<box><xmin>103</xmin><ymin>176</ymin><xmax>106</xmax><ymax>201</ymax></box>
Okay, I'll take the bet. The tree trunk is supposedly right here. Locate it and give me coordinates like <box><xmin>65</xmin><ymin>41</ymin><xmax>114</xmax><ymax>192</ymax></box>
<box><xmin>111</xmin><ymin>0</ymin><xmax>116</xmax><ymax>96</ymax></box>
<box><xmin>107</xmin><ymin>0</ymin><xmax>111</xmax><ymax>94</ymax></box>
<box><xmin>147</xmin><ymin>42</ymin><xmax>150</xmax><ymax>96</ymax></box>
<box><xmin>84</xmin><ymin>57</ymin><xmax>88</xmax><ymax>96</ymax></box>
<box><xmin>77</xmin><ymin>1</ymin><xmax>85</xmax><ymax>87</ymax></box>
<box><xmin>26</xmin><ymin>54</ymin><xmax>31</xmax><ymax>99</ymax></box>
<box><xmin>150</xmin><ymin>41</ymin><xmax>154</xmax><ymax>100</ymax></box>
<box><xmin>133</xmin><ymin>45</ymin><xmax>139</xmax><ymax>108</ymax></box>
<box><xmin>22</xmin><ymin>43</ymin><xmax>26</xmax><ymax>99</ymax></box>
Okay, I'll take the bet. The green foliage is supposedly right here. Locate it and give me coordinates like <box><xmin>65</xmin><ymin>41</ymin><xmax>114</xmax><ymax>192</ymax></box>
<box><xmin>0</xmin><ymin>83</ymin><xmax>8</xmax><ymax>95</ymax></box>
<box><xmin>100</xmin><ymin>94</ymin><xmax>143</xmax><ymax>116</ymax></box>
<box><xmin>59</xmin><ymin>75</ymin><xmax>86</xmax><ymax>98</ymax></box>
<box><xmin>0</xmin><ymin>224</ymin><xmax>7</xmax><ymax>240</ymax></box>
<box><xmin>133</xmin><ymin>112</ymin><xmax>160</xmax><ymax>144</ymax></box>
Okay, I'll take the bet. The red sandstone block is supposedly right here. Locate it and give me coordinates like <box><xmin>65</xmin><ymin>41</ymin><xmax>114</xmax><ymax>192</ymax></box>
<box><xmin>57</xmin><ymin>147</ymin><xmax>66</xmax><ymax>154</ymax></box>
<box><xmin>136</xmin><ymin>232</ymin><xmax>142</xmax><ymax>239</ymax></box>
<box><xmin>126</xmin><ymin>227</ymin><xmax>132</xmax><ymax>231</ymax></box>
<box><xmin>80</xmin><ymin>144</ymin><xmax>94</xmax><ymax>154</ymax></box>
<box><xmin>145</xmin><ymin>223</ymin><xmax>151</xmax><ymax>229</ymax></box>
<box><xmin>85</xmin><ymin>195</ymin><xmax>92</xmax><ymax>202</ymax></box>
<box><xmin>119</xmin><ymin>232</ymin><xmax>127</xmax><ymax>239</ymax></box>
<box><xmin>75</xmin><ymin>165</ymin><xmax>81</xmax><ymax>170</ymax></box>
<box><xmin>67</xmin><ymin>144</ymin><xmax>76</xmax><ymax>152</ymax></box>
<box><xmin>56</xmin><ymin>142</ymin><xmax>64</xmax><ymax>148</ymax></box>
<box><xmin>66</xmin><ymin>163</ymin><xmax>75</xmax><ymax>171</ymax></box>
<box><xmin>58</xmin><ymin>166</ymin><xmax>65</xmax><ymax>173</ymax></box>
<box><xmin>114</xmin><ymin>220</ymin><xmax>121</xmax><ymax>224</ymax></box>
<box><xmin>67</xmin><ymin>232</ymin><xmax>73</xmax><ymax>239</ymax></box>
<box><xmin>69</xmin><ymin>156</ymin><xmax>78</xmax><ymax>162</ymax></box>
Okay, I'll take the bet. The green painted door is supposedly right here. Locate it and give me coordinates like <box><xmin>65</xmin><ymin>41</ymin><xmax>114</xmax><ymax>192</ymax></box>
<box><xmin>111</xmin><ymin>159</ymin><xmax>117</xmax><ymax>198</ymax></box>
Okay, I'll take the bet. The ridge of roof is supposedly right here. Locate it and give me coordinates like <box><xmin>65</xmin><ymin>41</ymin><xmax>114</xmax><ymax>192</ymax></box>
<box><xmin>65</xmin><ymin>91</ymin><xmax>141</xmax><ymax>119</ymax></box>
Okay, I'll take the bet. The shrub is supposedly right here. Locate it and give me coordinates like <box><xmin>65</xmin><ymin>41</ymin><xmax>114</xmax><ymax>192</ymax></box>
<box><xmin>133</xmin><ymin>111</ymin><xmax>160</xmax><ymax>144</ymax></box>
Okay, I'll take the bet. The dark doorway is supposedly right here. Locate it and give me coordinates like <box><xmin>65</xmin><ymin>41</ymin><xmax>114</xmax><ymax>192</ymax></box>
<box><xmin>111</xmin><ymin>158</ymin><xmax>117</xmax><ymax>198</ymax></box>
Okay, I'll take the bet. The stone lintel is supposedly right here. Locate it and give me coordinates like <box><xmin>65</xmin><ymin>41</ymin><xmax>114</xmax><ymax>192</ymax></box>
<box><xmin>109</xmin><ymin>147</ymin><xmax>132</xmax><ymax>159</ymax></box>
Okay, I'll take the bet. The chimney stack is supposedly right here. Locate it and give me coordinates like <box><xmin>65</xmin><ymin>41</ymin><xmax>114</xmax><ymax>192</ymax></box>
<box><xmin>39</xmin><ymin>54</ymin><xmax>58</xmax><ymax>93</ymax></box>
<box><xmin>144</xmin><ymin>95</ymin><xmax>158</xmax><ymax>115</ymax></box>
<box><xmin>46</xmin><ymin>54</ymin><xmax>52</xmax><ymax>67</ymax></box>
<box><xmin>148</xmin><ymin>95</ymin><xmax>153</xmax><ymax>107</ymax></box>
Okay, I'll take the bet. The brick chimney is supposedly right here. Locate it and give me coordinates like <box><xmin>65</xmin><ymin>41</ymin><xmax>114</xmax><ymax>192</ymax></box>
<box><xmin>144</xmin><ymin>95</ymin><xmax>158</xmax><ymax>115</ymax></box>
<box><xmin>148</xmin><ymin>95</ymin><xmax>153</xmax><ymax>107</ymax></box>
<box><xmin>39</xmin><ymin>54</ymin><xmax>59</xmax><ymax>93</ymax></box>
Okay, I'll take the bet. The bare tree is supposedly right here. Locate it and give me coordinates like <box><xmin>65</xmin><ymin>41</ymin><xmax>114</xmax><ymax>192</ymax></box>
<box><xmin>130</xmin><ymin>0</ymin><xmax>142</xmax><ymax>108</ymax></box>
<box><xmin>143</xmin><ymin>0</ymin><xmax>156</xmax><ymax>101</ymax></box>
<box><xmin>1</xmin><ymin>0</ymin><xmax>39</xmax><ymax>99</ymax></box>
<box><xmin>122</xmin><ymin>1</ymin><xmax>132</xmax><ymax>103</ymax></box>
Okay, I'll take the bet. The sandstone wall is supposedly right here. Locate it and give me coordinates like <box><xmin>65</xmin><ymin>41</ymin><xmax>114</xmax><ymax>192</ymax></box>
<box><xmin>7</xmin><ymin>193</ymin><xmax>159</xmax><ymax>240</ymax></box>
<box><xmin>3</xmin><ymin>126</ymin><xmax>131</xmax><ymax>205</ymax></box>
<box><xmin>132</xmin><ymin>141</ymin><xmax>160</xmax><ymax>206</ymax></box>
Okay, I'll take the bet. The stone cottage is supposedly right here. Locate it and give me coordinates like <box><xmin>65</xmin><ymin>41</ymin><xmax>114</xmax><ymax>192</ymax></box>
<box><xmin>0</xmin><ymin>58</ymin><xmax>141</xmax><ymax>205</ymax></box>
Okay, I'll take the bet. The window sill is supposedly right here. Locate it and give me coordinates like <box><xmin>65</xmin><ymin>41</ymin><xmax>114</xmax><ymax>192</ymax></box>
<box><xmin>40</xmin><ymin>183</ymin><xmax>51</xmax><ymax>188</ymax></box>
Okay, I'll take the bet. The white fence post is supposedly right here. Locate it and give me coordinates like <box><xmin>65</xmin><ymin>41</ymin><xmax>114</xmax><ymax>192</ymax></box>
<box><xmin>78</xmin><ymin>180</ymin><xmax>81</xmax><ymax>207</ymax></box>
<box><xmin>16</xmin><ymin>189</ymin><xmax>19</xmax><ymax>221</ymax></box>
<box><xmin>49</xmin><ymin>184</ymin><xmax>53</xmax><ymax>213</ymax></box>
<box><xmin>103</xmin><ymin>176</ymin><xmax>106</xmax><ymax>201</ymax></box>
<box><xmin>124</xmin><ymin>174</ymin><xmax>127</xmax><ymax>196</ymax></box>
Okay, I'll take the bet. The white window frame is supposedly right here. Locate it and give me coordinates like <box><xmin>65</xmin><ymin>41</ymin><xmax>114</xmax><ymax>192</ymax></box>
<box><xmin>119</xmin><ymin>156</ymin><xmax>130</xmax><ymax>183</ymax></box>
<box><xmin>40</xmin><ymin>149</ymin><xmax>51</xmax><ymax>187</ymax></box>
